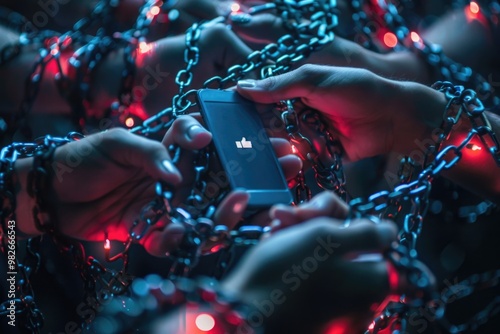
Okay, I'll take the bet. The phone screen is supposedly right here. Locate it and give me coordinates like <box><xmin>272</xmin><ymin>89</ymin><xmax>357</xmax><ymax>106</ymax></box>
<box><xmin>198</xmin><ymin>90</ymin><xmax>292</xmax><ymax>208</ymax></box>
<box><xmin>203</xmin><ymin>101</ymin><xmax>286</xmax><ymax>190</ymax></box>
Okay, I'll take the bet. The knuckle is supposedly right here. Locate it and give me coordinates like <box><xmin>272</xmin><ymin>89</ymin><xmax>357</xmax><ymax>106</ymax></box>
<box><xmin>171</xmin><ymin>115</ymin><xmax>189</xmax><ymax>132</ymax></box>
<box><xmin>298</xmin><ymin>64</ymin><xmax>326</xmax><ymax>79</ymax></box>
<box><xmin>297</xmin><ymin>64</ymin><xmax>331</xmax><ymax>91</ymax></box>
<box><xmin>102</xmin><ymin>127</ymin><xmax>128</xmax><ymax>143</ymax></box>
<box><xmin>203</xmin><ymin>23</ymin><xmax>230</xmax><ymax>40</ymax></box>
<box><xmin>263</xmin><ymin>75</ymin><xmax>277</xmax><ymax>91</ymax></box>
<box><xmin>359</xmin><ymin>222</ymin><xmax>386</xmax><ymax>246</ymax></box>
<box><xmin>303</xmin><ymin>218</ymin><xmax>336</xmax><ymax>239</ymax></box>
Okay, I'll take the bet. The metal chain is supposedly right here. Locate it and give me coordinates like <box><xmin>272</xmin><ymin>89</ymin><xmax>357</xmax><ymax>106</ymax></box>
<box><xmin>0</xmin><ymin>142</ymin><xmax>45</xmax><ymax>333</ymax></box>
<box><xmin>2</xmin><ymin>1</ymin><xmax>499</xmax><ymax>333</ymax></box>
<box><xmin>171</xmin><ymin>18</ymin><xmax>224</xmax><ymax>116</ymax></box>
<box><xmin>164</xmin><ymin>0</ymin><xmax>339</xmax><ymax>119</ymax></box>
<box><xmin>436</xmin><ymin>269</ymin><xmax>500</xmax><ymax>333</ymax></box>
<box><xmin>0</xmin><ymin>134</ymin><xmax>83</xmax><ymax>333</ymax></box>
<box><xmin>0</xmin><ymin>0</ymin><xmax>166</xmax><ymax>136</ymax></box>
<box><xmin>348</xmin><ymin>0</ymin><xmax>500</xmax><ymax>107</ymax></box>
<box><xmin>132</xmin><ymin>0</ymin><xmax>345</xmax><ymax>202</ymax></box>
<box><xmin>0</xmin><ymin>0</ymin><xmax>345</xmax><ymax>332</ymax></box>
<box><xmin>361</xmin><ymin>82</ymin><xmax>500</xmax><ymax>333</ymax></box>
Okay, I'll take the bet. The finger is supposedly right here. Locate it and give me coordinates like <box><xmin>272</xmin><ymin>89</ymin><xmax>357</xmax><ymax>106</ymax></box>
<box><xmin>296</xmin><ymin>191</ymin><xmax>349</xmax><ymax>220</ymax></box>
<box><xmin>278</xmin><ymin>154</ymin><xmax>302</xmax><ymax>180</ymax></box>
<box><xmin>270</xmin><ymin>137</ymin><xmax>292</xmax><ymax>157</ymax></box>
<box><xmin>236</xmin><ymin>64</ymin><xmax>328</xmax><ymax>104</ymax></box>
<box><xmin>141</xmin><ymin>222</ymin><xmax>186</xmax><ymax>257</ymax></box>
<box><xmin>162</xmin><ymin>115</ymin><xmax>212</xmax><ymax>149</ymax></box>
<box><xmin>229</xmin><ymin>13</ymin><xmax>284</xmax><ymax>44</ymax></box>
<box><xmin>95</xmin><ymin>128</ymin><xmax>183</xmax><ymax>185</ymax></box>
<box><xmin>187</xmin><ymin>111</ymin><xmax>203</xmax><ymax>123</ymax></box>
<box><xmin>271</xmin><ymin>191</ymin><xmax>348</xmax><ymax>229</ymax></box>
<box><xmin>303</xmin><ymin>217</ymin><xmax>398</xmax><ymax>253</ymax></box>
<box><xmin>214</xmin><ymin>190</ymin><xmax>249</xmax><ymax>230</ymax></box>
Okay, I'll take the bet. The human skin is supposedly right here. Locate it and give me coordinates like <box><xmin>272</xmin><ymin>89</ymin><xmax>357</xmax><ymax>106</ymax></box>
<box><xmin>237</xmin><ymin>64</ymin><xmax>500</xmax><ymax>203</ymax></box>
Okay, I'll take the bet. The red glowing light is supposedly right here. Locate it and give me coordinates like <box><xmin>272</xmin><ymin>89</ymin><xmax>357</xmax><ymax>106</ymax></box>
<box><xmin>231</xmin><ymin>3</ymin><xmax>241</xmax><ymax>13</ymax></box>
<box><xmin>387</xmin><ymin>262</ymin><xmax>399</xmax><ymax>292</ymax></box>
<box><xmin>368</xmin><ymin>322</ymin><xmax>375</xmax><ymax>330</ymax></box>
<box><xmin>104</xmin><ymin>239</ymin><xmax>111</xmax><ymax>250</ymax></box>
<box><xmin>62</xmin><ymin>36</ymin><xmax>72</xmax><ymax>48</ymax></box>
<box><xmin>210</xmin><ymin>244</ymin><xmax>224</xmax><ymax>253</ymax></box>
<box><xmin>323</xmin><ymin>318</ymin><xmax>350</xmax><ymax>334</ymax></box>
<box><xmin>195</xmin><ymin>314</ymin><xmax>215</xmax><ymax>332</ymax></box>
<box><xmin>466</xmin><ymin>144</ymin><xmax>482</xmax><ymax>151</ymax></box>
<box><xmin>291</xmin><ymin>145</ymin><xmax>298</xmax><ymax>154</ymax></box>
<box><xmin>410</xmin><ymin>32</ymin><xmax>421</xmax><ymax>43</ymax></box>
<box><xmin>138</xmin><ymin>41</ymin><xmax>153</xmax><ymax>54</ymax></box>
<box><xmin>150</xmin><ymin>6</ymin><xmax>160</xmax><ymax>16</ymax></box>
<box><xmin>50</xmin><ymin>48</ymin><xmax>59</xmax><ymax>56</ymax></box>
<box><xmin>470</xmin><ymin>1</ymin><xmax>480</xmax><ymax>14</ymax></box>
<box><xmin>125</xmin><ymin>117</ymin><xmax>135</xmax><ymax>127</ymax></box>
<box><xmin>383</xmin><ymin>32</ymin><xmax>398</xmax><ymax>48</ymax></box>
<box><xmin>465</xmin><ymin>1</ymin><xmax>484</xmax><ymax>21</ymax></box>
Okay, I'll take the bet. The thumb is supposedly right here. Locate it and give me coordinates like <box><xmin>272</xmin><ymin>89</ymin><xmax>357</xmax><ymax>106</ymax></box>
<box><xmin>95</xmin><ymin>128</ymin><xmax>183</xmax><ymax>185</ymax></box>
<box><xmin>236</xmin><ymin>65</ymin><xmax>326</xmax><ymax>104</ymax></box>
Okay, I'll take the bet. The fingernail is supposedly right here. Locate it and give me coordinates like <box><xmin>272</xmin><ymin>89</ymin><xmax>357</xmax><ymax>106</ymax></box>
<box><xmin>270</xmin><ymin>219</ymin><xmax>282</xmax><ymax>232</ymax></box>
<box><xmin>162</xmin><ymin>160</ymin><xmax>179</xmax><ymax>175</ymax></box>
<box><xmin>238</xmin><ymin>80</ymin><xmax>256</xmax><ymax>89</ymax></box>
<box><xmin>303</xmin><ymin>198</ymin><xmax>323</xmax><ymax>209</ymax></box>
<box><xmin>187</xmin><ymin>125</ymin><xmax>206</xmax><ymax>140</ymax></box>
<box><xmin>230</xmin><ymin>13</ymin><xmax>252</xmax><ymax>25</ymax></box>
<box><xmin>270</xmin><ymin>204</ymin><xmax>295</xmax><ymax>220</ymax></box>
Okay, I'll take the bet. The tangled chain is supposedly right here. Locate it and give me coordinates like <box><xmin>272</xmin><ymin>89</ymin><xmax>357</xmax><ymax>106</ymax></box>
<box><xmin>359</xmin><ymin>82</ymin><xmax>500</xmax><ymax>333</ymax></box>
<box><xmin>1</xmin><ymin>1</ymin><xmax>500</xmax><ymax>333</ymax></box>
<box><xmin>0</xmin><ymin>0</ymin><xmax>124</xmax><ymax>139</ymax></box>
<box><xmin>349</xmin><ymin>0</ymin><xmax>500</xmax><ymax>107</ymax></box>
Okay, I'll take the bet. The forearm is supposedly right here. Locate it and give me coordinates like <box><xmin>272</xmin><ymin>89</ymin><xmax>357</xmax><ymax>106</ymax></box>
<box><xmin>310</xmin><ymin>3</ymin><xmax>498</xmax><ymax>84</ymax></box>
<box><xmin>442</xmin><ymin>111</ymin><xmax>500</xmax><ymax>203</ymax></box>
<box><xmin>422</xmin><ymin>6</ymin><xmax>498</xmax><ymax>74</ymax></box>
<box><xmin>395</xmin><ymin>81</ymin><xmax>500</xmax><ymax>203</ymax></box>
<box><xmin>307</xmin><ymin>38</ymin><xmax>432</xmax><ymax>83</ymax></box>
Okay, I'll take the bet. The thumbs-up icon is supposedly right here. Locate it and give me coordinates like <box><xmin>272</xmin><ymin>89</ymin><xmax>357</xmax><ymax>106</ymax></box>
<box><xmin>235</xmin><ymin>137</ymin><xmax>253</xmax><ymax>149</ymax></box>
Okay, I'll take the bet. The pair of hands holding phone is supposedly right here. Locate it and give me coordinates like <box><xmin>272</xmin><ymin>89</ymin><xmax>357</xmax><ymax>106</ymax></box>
<box><xmin>18</xmin><ymin>64</ymin><xmax>435</xmax><ymax>250</ymax></box>
<box><xmin>15</xmin><ymin>64</ymin><xmax>446</xmax><ymax>332</ymax></box>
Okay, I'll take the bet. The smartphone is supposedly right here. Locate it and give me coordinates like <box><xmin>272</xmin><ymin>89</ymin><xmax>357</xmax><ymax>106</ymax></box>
<box><xmin>197</xmin><ymin>89</ymin><xmax>292</xmax><ymax>209</ymax></box>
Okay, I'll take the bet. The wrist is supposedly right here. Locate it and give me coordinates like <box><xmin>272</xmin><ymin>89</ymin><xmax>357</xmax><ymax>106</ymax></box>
<box><xmin>382</xmin><ymin>51</ymin><xmax>434</xmax><ymax>84</ymax></box>
<box><xmin>391</xmin><ymin>81</ymin><xmax>447</xmax><ymax>157</ymax></box>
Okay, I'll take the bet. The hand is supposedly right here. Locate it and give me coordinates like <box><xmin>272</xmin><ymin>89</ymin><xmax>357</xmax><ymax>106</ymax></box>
<box><xmin>43</xmin><ymin>118</ymin><xmax>213</xmax><ymax>256</ymax></box>
<box><xmin>237</xmin><ymin>64</ymin><xmax>445</xmax><ymax>161</ymax></box>
<box><xmin>229</xmin><ymin>9</ymin><xmax>432</xmax><ymax>84</ymax></box>
<box><xmin>222</xmin><ymin>216</ymin><xmax>400</xmax><ymax>333</ymax></box>
<box><xmin>229</xmin><ymin>1</ymin><xmax>358</xmax><ymax>46</ymax></box>
<box><xmin>223</xmin><ymin>190</ymin><xmax>437</xmax><ymax>333</ymax></box>
<box><xmin>15</xmin><ymin>116</ymin><xmax>301</xmax><ymax>256</ymax></box>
